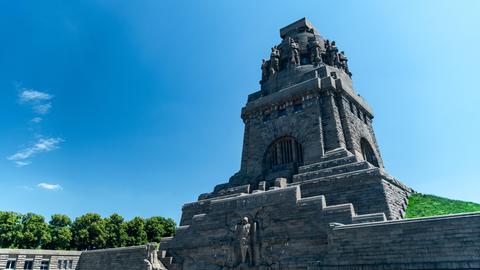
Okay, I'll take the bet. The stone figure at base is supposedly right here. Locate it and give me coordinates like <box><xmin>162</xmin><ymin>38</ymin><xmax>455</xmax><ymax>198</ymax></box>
<box><xmin>235</xmin><ymin>217</ymin><xmax>258</xmax><ymax>266</ymax></box>
<box><xmin>144</xmin><ymin>243</ymin><xmax>166</xmax><ymax>270</ymax></box>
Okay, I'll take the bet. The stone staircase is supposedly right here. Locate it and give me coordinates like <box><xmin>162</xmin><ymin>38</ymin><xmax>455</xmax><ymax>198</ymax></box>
<box><xmin>159</xmin><ymin>250</ymin><xmax>179</xmax><ymax>270</ymax></box>
<box><xmin>294</xmin><ymin>148</ymin><xmax>377</xmax><ymax>183</ymax></box>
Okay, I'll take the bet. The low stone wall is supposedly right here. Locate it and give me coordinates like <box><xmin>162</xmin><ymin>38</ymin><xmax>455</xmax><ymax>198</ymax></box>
<box><xmin>323</xmin><ymin>212</ymin><xmax>480</xmax><ymax>269</ymax></box>
<box><xmin>76</xmin><ymin>245</ymin><xmax>149</xmax><ymax>270</ymax></box>
<box><xmin>0</xmin><ymin>249</ymin><xmax>81</xmax><ymax>270</ymax></box>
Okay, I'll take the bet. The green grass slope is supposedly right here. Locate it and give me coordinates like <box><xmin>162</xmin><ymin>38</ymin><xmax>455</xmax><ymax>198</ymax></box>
<box><xmin>405</xmin><ymin>193</ymin><xmax>480</xmax><ymax>218</ymax></box>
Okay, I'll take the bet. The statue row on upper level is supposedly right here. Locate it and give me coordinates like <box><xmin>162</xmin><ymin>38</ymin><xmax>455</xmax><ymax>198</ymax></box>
<box><xmin>261</xmin><ymin>37</ymin><xmax>352</xmax><ymax>82</ymax></box>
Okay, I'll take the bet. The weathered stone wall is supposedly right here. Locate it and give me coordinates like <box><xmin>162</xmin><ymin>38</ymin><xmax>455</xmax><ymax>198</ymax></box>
<box><xmin>382</xmin><ymin>178</ymin><xmax>410</xmax><ymax>219</ymax></box>
<box><xmin>298</xmin><ymin>172</ymin><xmax>393</xmax><ymax>218</ymax></box>
<box><xmin>204</xmin><ymin>62</ymin><xmax>387</xmax><ymax>200</ymax></box>
<box><xmin>238</xmin><ymin>77</ymin><xmax>325</xmax><ymax>185</ymax></box>
<box><xmin>337</xmin><ymin>94</ymin><xmax>384</xmax><ymax>168</ymax></box>
<box><xmin>0</xmin><ymin>249</ymin><xmax>81</xmax><ymax>270</ymax></box>
<box><xmin>323</xmin><ymin>213</ymin><xmax>480</xmax><ymax>269</ymax></box>
<box><xmin>160</xmin><ymin>185</ymin><xmax>387</xmax><ymax>270</ymax></box>
<box><xmin>76</xmin><ymin>246</ymin><xmax>149</xmax><ymax>270</ymax></box>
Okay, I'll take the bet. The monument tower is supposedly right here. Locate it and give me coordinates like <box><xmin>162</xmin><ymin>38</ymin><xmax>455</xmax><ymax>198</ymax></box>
<box><xmin>195</xmin><ymin>18</ymin><xmax>409</xmax><ymax>221</ymax></box>
<box><xmin>157</xmin><ymin>18</ymin><xmax>480</xmax><ymax>270</ymax></box>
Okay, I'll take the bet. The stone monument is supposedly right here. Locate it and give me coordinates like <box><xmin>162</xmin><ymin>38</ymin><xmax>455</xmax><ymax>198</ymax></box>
<box><xmin>158</xmin><ymin>18</ymin><xmax>480</xmax><ymax>270</ymax></box>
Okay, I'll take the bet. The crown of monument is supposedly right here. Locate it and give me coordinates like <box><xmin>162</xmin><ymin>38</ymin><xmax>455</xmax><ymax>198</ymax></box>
<box><xmin>260</xmin><ymin>18</ymin><xmax>352</xmax><ymax>96</ymax></box>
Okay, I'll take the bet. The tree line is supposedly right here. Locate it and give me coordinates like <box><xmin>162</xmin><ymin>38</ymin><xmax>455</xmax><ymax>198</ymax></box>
<box><xmin>0</xmin><ymin>212</ymin><xmax>176</xmax><ymax>250</ymax></box>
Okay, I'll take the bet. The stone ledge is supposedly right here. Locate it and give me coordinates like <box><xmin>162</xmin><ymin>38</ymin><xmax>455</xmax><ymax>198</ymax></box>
<box><xmin>333</xmin><ymin>212</ymin><xmax>480</xmax><ymax>230</ymax></box>
<box><xmin>0</xmin><ymin>248</ymin><xmax>82</xmax><ymax>256</ymax></box>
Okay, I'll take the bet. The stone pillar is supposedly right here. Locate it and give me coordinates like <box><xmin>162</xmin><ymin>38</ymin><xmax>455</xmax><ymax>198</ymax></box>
<box><xmin>0</xmin><ymin>254</ymin><xmax>8</xmax><ymax>269</ymax></box>
<box><xmin>320</xmin><ymin>92</ymin><xmax>346</xmax><ymax>151</ymax></box>
<box><xmin>16</xmin><ymin>255</ymin><xmax>26</xmax><ymax>270</ymax></box>
<box><xmin>33</xmin><ymin>255</ymin><xmax>42</xmax><ymax>270</ymax></box>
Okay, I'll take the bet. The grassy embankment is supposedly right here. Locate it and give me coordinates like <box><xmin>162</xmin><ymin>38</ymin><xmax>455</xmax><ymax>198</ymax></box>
<box><xmin>405</xmin><ymin>193</ymin><xmax>480</xmax><ymax>218</ymax></box>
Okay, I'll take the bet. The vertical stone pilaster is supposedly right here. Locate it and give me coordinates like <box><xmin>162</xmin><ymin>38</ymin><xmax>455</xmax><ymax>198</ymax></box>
<box><xmin>33</xmin><ymin>255</ymin><xmax>42</xmax><ymax>270</ymax></box>
<box><xmin>0</xmin><ymin>254</ymin><xmax>8</xmax><ymax>269</ymax></box>
<box><xmin>239</xmin><ymin>116</ymin><xmax>251</xmax><ymax>173</ymax></box>
<box><xmin>50</xmin><ymin>256</ymin><xmax>59</xmax><ymax>270</ymax></box>
<box><xmin>320</xmin><ymin>92</ymin><xmax>346</xmax><ymax>151</ymax></box>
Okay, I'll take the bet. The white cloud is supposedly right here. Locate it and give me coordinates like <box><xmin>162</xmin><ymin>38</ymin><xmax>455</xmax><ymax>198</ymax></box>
<box><xmin>31</xmin><ymin>117</ymin><xmax>43</xmax><ymax>123</ymax></box>
<box><xmin>20</xmin><ymin>89</ymin><xmax>52</xmax><ymax>103</ymax></box>
<box><xmin>7</xmin><ymin>137</ymin><xmax>63</xmax><ymax>165</ymax></box>
<box><xmin>38</xmin><ymin>183</ymin><xmax>62</xmax><ymax>191</ymax></box>
<box><xmin>18</xmin><ymin>89</ymin><xmax>53</xmax><ymax>115</ymax></box>
<box><xmin>33</xmin><ymin>103</ymin><xmax>52</xmax><ymax>114</ymax></box>
<box><xmin>15</xmin><ymin>161</ymin><xmax>31</xmax><ymax>167</ymax></box>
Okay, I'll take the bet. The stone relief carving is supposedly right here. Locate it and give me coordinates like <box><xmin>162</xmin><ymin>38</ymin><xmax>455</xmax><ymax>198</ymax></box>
<box><xmin>261</xmin><ymin>59</ymin><xmax>269</xmax><ymax>81</ymax></box>
<box><xmin>287</xmin><ymin>37</ymin><xmax>300</xmax><ymax>69</ymax></box>
<box><xmin>308</xmin><ymin>37</ymin><xmax>323</xmax><ymax>66</ymax></box>
<box><xmin>325</xmin><ymin>40</ymin><xmax>339</xmax><ymax>67</ymax></box>
<box><xmin>261</xmin><ymin>36</ymin><xmax>352</xmax><ymax>82</ymax></box>
<box><xmin>269</xmin><ymin>46</ymin><xmax>280</xmax><ymax>76</ymax></box>
<box><xmin>234</xmin><ymin>216</ymin><xmax>259</xmax><ymax>266</ymax></box>
<box><xmin>338</xmin><ymin>51</ymin><xmax>352</xmax><ymax>77</ymax></box>
<box><xmin>144</xmin><ymin>243</ymin><xmax>166</xmax><ymax>270</ymax></box>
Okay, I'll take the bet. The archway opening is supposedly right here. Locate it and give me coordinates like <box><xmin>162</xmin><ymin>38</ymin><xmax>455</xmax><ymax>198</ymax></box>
<box><xmin>263</xmin><ymin>136</ymin><xmax>304</xmax><ymax>182</ymax></box>
<box><xmin>360</xmin><ymin>138</ymin><xmax>379</xmax><ymax>167</ymax></box>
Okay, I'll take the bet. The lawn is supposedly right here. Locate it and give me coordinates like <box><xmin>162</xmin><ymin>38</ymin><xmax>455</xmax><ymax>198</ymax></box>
<box><xmin>405</xmin><ymin>193</ymin><xmax>480</xmax><ymax>218</ymax></box>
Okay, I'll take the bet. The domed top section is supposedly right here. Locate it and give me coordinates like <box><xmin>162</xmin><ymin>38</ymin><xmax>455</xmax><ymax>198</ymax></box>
<box><xmin>260</xmin><ymin>18</ymin><xmax>352</xmax><ymax>94</ymax></box>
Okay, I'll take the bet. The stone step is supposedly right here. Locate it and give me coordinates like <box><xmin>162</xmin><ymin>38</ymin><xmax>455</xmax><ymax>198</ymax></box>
<box><xmin>160</xmin><ymin>257</ymin><xmax>173</xmax><ymax>265</ymax></box>
<box><xmin>320</xmin><ymin>148</ymin><xmax>352</xmax><ymax>161</ymax></box>
<box><xmin>293</xmin><ymin>161</ymin><xmax>372</xmax><ymax>182</ymax></box>
<box><xmin>352</xmin><ymin>213</ymin><xmax>387</xmax><ymax>224</ymax></box>
<box><xmin>293</xmin><ymin>167</ymin><xmax>381</xmax><ymax>184</ymax></box>
<box><xmin>298</xmin><ymin>155</ymin><xmax>358</xmax><ymax>174</ymax></box>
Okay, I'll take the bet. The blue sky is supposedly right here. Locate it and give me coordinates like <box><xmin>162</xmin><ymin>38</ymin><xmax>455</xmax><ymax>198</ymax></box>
<box><xmin>1</xmin><ymin>0</ymin><xmax>479</xmax><ymax>223</ymax></box>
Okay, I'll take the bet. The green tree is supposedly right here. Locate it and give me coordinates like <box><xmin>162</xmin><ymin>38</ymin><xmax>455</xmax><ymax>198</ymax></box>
<box><xmin>0</xmin><ymin>211</ymin><xmax>22</xmax><ymax>248</ymax></box>
<box><xmin>145</xmin><ymin>217</ymin><xmax>176</xmax><ymax>243</ymax></box>
<box><xmin>17</xmin><ymin>213</ymin><xmax>51</xmax><ymax>249</ymax></box>
<box><xmin>104</xmin><ymin>213</ymin><xmax>127</xmax><ymax>248</ymax></box>
<box><xmin>71</xmin><ymin>213</ymin><xmax>106</xmax><ymax>250</ymax></box>
<box><xmin>124</xmin><ymin>217</ymin><xmax>147</xmax><ymax>246</ymax></box>
<box><xmin>163</xmin><ymin>218</ymin><xmax>176</xmax><ymax>237</ymax></box>
<box><xmin>44</xmin><ymin>214</ymin><xmax>72</xmax><ymax>250</ymax></box>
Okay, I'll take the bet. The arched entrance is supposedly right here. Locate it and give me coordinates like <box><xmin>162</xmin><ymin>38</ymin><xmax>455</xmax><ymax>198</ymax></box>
<box><xmin>360</xmin><ymin>138</ymin><xmax>379</xmax><ymax>167</ymax></box>
<box><xmin>263</xmin><ymin>136</ymin><xmax>304</xmax><ymax>183</ymax></box>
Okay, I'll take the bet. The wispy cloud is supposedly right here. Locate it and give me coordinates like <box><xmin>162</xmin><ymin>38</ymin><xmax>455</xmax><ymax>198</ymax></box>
<box><xmin>33</xmin><ymin>103</ymin><xmax>52</xmax><ymax>114</ymax></box>
<box><xmin>11</xmin><ymin>86</ymin><xmax>63</xmax><ymax>168</ymax></box>
<box><xmin>18</xmin><ymin>88</ymin><xmax>53</xmax><ymax>115</ymax></box>
<box><xmin>20</xmin><ymin>89</ymin><xmax>52</xmax><ymax>103</ymax></box>
<box><xmin>38</xmin><ymin>183</ymin><xmax>62</xmax><ymax>191</ymax></box>
<box><xmin>14</xmin><ymin>161</ymin><xmax>32</xmax><ymax>167</ymax></box>
<box><xmin>31</xmin><ymin>117</ymin><xmax>42</xmax><ymax>123</ymax></box>
<box><xmin>7</xmin><ymin>137</ymin><xmax>63</xmax><ymax>166</ymax></box>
